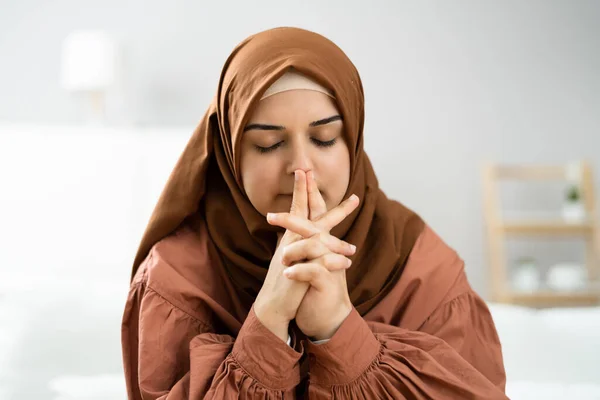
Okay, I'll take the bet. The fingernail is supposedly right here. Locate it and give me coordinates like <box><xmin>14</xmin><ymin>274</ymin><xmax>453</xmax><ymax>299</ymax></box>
<box><xmin>294</xmin><ymin>170</ymin><xmax>299</xmax><ymax>181</ymax></box>
<box><xmin>284</xmin><ymin>267</ymin><xmax>295</xmax><ymax>277</ymax></box>
<box><xmin>346</xmin><ymin>258</ymin><xmax>352</xmax><ymax>267</ymax></box>
<box><xmin>350</xmin><ymin>194</ymin><xmax>359</xmax><ymax>202</ymax></box>
<box><xmin>267</xmin><ymin>213</ymin><xmax>276</xmax><ymax>221</ymax></box>
<box><xmin>349</xmin><ymin>244</ymin><xmax>356</xmax><ymax>253</ymax></box>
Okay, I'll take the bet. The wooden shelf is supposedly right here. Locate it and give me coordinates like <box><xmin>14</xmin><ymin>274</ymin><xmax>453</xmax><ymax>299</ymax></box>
<box><xmin>497</xmin><ymin>220</ymin><xmax>594</xmax><ymax>235</ymax></box>
<box><xmin>483</xmin><ymin>162</ymin><xmax>600</xmax><ymax>308</ymax></box>
<box><xmin>498</xmin><ymin>290</ymin><xmax>600</xmax><ymax>307</ymax></box>
<box><xmin>492</xmin><ymin>165</ymin><xmax>567</xmax><ymax>180</ymax></box>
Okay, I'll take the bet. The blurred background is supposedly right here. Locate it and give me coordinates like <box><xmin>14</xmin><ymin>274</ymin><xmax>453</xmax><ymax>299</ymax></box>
<box><xmin>1</xmin><ymin>0</ymin><xmax>599</xmax><ymax>399</ymax></box>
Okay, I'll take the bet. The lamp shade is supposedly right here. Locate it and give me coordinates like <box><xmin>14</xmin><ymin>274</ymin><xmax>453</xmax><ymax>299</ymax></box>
<box><xmin>61</xmin><ymin>30</ymin><xmax>116</xmax><ymax>91</ymax></box>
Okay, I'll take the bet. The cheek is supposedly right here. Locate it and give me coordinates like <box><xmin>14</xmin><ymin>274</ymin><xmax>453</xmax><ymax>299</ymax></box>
<box><xmin>323</xmin><ymin>147</ymin><xmax>350</xmax><ymax>172</ymax></box>
<box><xmin>241</xmin><ymin>154</ymin><xmax>282</xmax><ymax>212</ymax></box>
<box><xmin>316</xmin><ymin>146</ymin><xmax>351</xmax><ymax>205</ymax></box>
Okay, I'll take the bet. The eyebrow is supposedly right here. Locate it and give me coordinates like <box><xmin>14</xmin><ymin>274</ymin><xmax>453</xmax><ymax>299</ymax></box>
<box><xmin>243</xmin><ymin>114</ymin><xmax>342</xmax><ymax>132</ymax></box>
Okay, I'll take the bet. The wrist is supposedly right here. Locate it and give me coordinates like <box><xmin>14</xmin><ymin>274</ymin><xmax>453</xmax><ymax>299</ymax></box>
<box><xmin>263</xmin><ymin>319</ymin><xmax>290</xmax><ymax>343</ymax></box>
<box><xmin>312</xmin><ymin>303</ymin><xmax>353</xmax><ymax>341</ymax></box>
<box><xmin>254</xmin><ymin>304</ymin><xmax>290</xmax><ymax>342</ymax></box>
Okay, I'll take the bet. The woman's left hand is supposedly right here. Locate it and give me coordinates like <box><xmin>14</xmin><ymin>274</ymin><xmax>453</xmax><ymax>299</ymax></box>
<box><xmin>267</xmin><ymin>171</ymin><xmax>356</xmax><ymax>340</ymax></box>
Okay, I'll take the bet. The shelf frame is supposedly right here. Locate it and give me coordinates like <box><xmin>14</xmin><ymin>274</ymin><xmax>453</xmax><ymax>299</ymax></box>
<box><xmin>483</xmin><ymin>162</ymin><xmax>600</xmax><ymax>307</ymax></box>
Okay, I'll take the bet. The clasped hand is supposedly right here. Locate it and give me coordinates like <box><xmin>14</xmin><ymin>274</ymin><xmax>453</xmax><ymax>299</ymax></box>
<box><xmin>254</xmin><ymin>170</ymin><xmax>358</xmax><ymax>341</ymax></box>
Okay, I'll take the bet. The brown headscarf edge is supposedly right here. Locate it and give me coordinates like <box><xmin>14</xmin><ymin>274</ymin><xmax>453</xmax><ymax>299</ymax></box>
<box><xmin>130</xmin><ymin>27</ymin><xmax>424</xmax><ymax>316</ymax></box>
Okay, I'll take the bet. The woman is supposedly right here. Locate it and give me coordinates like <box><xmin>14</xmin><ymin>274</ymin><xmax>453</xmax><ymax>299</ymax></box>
<box><xmin>122</xmin><ymin>27</ymin><xmax>507</xmax><ymax>399</ymax></box>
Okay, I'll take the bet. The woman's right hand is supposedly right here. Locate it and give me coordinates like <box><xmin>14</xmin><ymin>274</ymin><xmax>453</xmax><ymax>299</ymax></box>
<box><xmin>253</xmin><ymin>170</ymin><xmax>355</xmax><ymax>342</ymax></box>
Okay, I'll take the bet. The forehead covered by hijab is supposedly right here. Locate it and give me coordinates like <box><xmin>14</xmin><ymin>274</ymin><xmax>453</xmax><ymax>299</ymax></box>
<box><xmin>259</xmin><ymin>70</ymin><xmax>335</xmax><ymax>101</ymax></box>
<box><xmin>215</xmin><ymin>27</ymin><xmax>366</xmax><ymax>183</ymax></box>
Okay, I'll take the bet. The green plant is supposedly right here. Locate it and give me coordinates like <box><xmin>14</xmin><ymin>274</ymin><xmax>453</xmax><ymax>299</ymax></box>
<box><xmin>515</xmin><ymin>256</ymin><xmax>537</xmax><ymax>268</ymax></box>
<box><xmin>566</xmin><ymin>184</ymin><xmax>581</xmax><ymax>203</ymax></box>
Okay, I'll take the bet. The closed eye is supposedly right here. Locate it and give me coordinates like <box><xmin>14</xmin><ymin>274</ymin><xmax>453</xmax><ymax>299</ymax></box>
<box><xmin>311</xmin><ymin>137</ymin><xmax>337</xmax><ymax>148</ymax></box>
<box><xmin>254</xmin><ymin>141</ymin><xmax>283</xmax><ymax>154</ymax></box>
<box><xmin>254</xmin><ymin>137</ymin><xmax>337</xmax><ymax>154</ymax></box>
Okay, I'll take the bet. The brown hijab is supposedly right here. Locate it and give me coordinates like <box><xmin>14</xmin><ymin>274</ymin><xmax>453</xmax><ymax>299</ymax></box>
<box><xmin>130</xmin><ymin>27</ymin><xmax>424</xmax><ymax>315</ymax></box>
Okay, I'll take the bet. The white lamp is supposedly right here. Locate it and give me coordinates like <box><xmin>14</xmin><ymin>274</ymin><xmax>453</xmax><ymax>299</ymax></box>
<box><xmin>61</xmin><ymin>30</ymin><xmax>117</xmax><ymax>124</ymax></box>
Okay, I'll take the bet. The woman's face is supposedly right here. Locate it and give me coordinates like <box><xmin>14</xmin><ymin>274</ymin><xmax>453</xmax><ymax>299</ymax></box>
<box><xmin>240</xmin><ymin>89</ymin><xmax>351</xmax><ymax>216</ymax></box>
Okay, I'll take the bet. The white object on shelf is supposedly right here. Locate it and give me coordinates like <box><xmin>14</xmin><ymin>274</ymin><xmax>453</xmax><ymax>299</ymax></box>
<box><xmin>546</xmin><ymin>263</ymin><xmax>587</xmax><ymax>292</ymax></box>
<box><xmin>512</xmin><ymin>258</ymin><xmax>541</xmax><ymax>293</ymax></box>
<box><xmin>562</xmin><ymin>202</ymin><xmax>586</xmax><ymax>223</ymax></box>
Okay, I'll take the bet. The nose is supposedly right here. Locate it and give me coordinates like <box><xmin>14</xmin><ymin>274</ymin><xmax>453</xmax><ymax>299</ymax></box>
<box><xmin>286</xmin><ymin>141</ymin><xmax>314</xmax><ymax>176</ymax></box>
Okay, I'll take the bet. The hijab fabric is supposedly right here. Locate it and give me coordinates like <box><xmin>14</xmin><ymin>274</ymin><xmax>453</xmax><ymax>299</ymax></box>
<box><xmin>130</xmin><ymin>27</ymin><xmax>424</xmax><ymax>315</ymax></box>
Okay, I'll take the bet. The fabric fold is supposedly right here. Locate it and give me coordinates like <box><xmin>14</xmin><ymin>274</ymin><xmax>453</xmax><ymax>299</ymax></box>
<box><xmin>232</xmin><ymin>307</ymin><xmax>303</xmax><ymax>390</ymax></box>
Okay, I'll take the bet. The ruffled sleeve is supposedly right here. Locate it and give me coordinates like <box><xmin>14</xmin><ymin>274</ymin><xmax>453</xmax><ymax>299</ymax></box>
<box><xmin>122</xmin><ymin>275</ymin><xmax>302</xmax><ymax>399</ymax></box>
<box><xmin>304</xmin><ymin>290</ymin><xmax>507</xmax><ymax>399</ymax></box>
